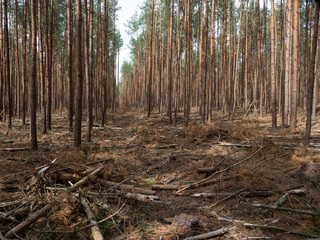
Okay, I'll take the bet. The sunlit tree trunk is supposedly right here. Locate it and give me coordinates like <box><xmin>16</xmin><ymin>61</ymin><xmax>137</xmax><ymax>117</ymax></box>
<box><xmin>305</xmin><ymin>1</ymin><xmax>320</xmax><ymax>144</ymax></box>
<box><xmin>290</xmin><ymin>0</ymin><xmax>300</xmax><ymax>132</ymax></box>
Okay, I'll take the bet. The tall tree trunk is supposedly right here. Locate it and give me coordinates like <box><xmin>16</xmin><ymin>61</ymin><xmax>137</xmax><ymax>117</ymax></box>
<box><xmin>201</xmin><ymin>0</ymin><xmax>209</xmax><ymax>123</ymax></box>
<box><xmin>112</xmin><ymin>0</ymin><xmax>116</xmax><ymax>112</ymax></box>
<box><xmin>147</xmin><ymin>0</ymin><xmax>155</xmax><ymax>117</ymax></box>
<box><xmin>305</xmin><ymin>2</ymin><xmax>320</xmax><ymax>144</ymax></box>
<box><xmin>166</xmin><ymin>0</ymin><xmax>174</xmax><ymax>124</ymax></box>
<box><xmin>45</xmin><ymin>0</ymin><xmax>51</xmax><ymax>131</ymax></box>
<box><xmin>256</xmin><ymin>0</ymin><xmax>262</xmax><ymax>117</ymax></box>
<box><xmin>38</xmin><ymin>0</ymin><xmax>46</xmax><ymax>134</ymax></box>
<box><xmin>283</xmin><ymin>0</ymin><xmax>292</xmax><ymax>126</ymax></box>
<box><xmin>4</xmin><ymin>0</ymin><xmax>11</xmax><ymax>128</ymax></box>
<box><xmin>312</xmin><ymin>16</ymin><xmax>320</xmax><ymax>118</ymax></box>
<box><xmin>290</xmin><ymin>0</ymin><xmax>300</xmax><ymax>132</ymax></box>
<box><xmin>271</xmin><ymin>0</ymin><xmax>277</xmax><ymax>128</ymax></box>
<box><xmin>30</xmin><ymin>0</ymin><xmax>38</xmax><ymax>149</ymax></box>
<box><xmin>231</xmin><ymin>0</ymin><xmax>243</xmax><ymax>120</ymax></box>
<box><xmin>101</xmin><ymin>0</ymin><xmax>109</xmax><ymax>126</ymax></box>
<box><xmin>67</xmin><ymin>0</ymin><xmax>74</xmax><ymax>131</ymax></box>
<box><xmin>74</xmin><ymin>0</ymin><xmax>83</xmax><ymax>147</ymax></box>
<box><xmin>86</xmin><ymin>0</ymin><xmax>93</xmax><ymax>141</ymax></box>
<box><xmin>208</xmin><ymin>0</ymin><xmax>215</xmax><ymax>122</ymax></box>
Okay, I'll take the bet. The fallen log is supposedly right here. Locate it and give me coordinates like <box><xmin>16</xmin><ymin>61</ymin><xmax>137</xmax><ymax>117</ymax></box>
<box><xmin>68</xmin><ymin>165</ymin><xmax>104</xmax><ymax>191</ymax></box>
<box><xmin>98</xmin><ymin>179</ymin><xmax>156</xmax><ymax>195</ymax></box>
<box><xmin>124</xmin><ymin>192</ymin><xmax>159</xmax><ymax>202</ymax></box>
<box><xmin>183</xmin><ymin>226</ymin><xmax>236</xmax><ymax>240</ymax></box>
<box><xmin>0</xmin><ymin>147</ymin><xmax>31</xmax><ymax>152</ymax></box>
<box><xmin>152</xmin><ymin>184</ymin><xmax>180</xmax><ymax>191</ymax></box>
<box><xmin>80</xmin><ymin>194</ymin><xmax>104</xmax><ymax>240</ymax></box>
<box><xmin>4</xmin><ymin>204</ymin><xmax>51</xmax><ymax>239</ymax></box>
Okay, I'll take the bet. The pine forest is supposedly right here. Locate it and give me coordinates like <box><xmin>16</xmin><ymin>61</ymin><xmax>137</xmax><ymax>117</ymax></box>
<box><xmin>0</xmin><ymin>0</ymin><xmax>320</xmax><ymax>239</ymax></box>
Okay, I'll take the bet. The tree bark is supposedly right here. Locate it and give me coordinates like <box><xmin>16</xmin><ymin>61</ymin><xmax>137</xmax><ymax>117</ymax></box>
<box><xmin>166</xmin><ymin>0</ymin><xmax>174</xmax><ymax>124</ymax></box>
<box><xmin>4</xmin><ymin>0</ymin><xmax>11</xmax><ymax>128</ymax></box>
<box><xmin>147</xmin><ymin>0</ymin><xmax>155</xmax><ymax>117</ymax></box>
<box><xmin>67</xmin><ymin>0</ymin><xmax>74</xmax><ymax>131</ymax></box>
<box><xmin>30</xmin><ymin>0</ymin><xmax>38</xmax><ymax>149</ymax></box>
<box><xmin>290</xmin><ymin>0</ymin><xmax>300</xmax><ymax>132</ymax></box>
<box><xmin>305</xmin><ymin>1</ymin><xmax>320</xmax><ymax>144</ymax></box>
<box><xmin>74</xmin><ymin>0</ymin><xmax>83</xmax><ymax>147</ymax></box>
<box><xmin>271</xmin><ymin>0</ymin><xmax>277</xmax><ymax>128</ymax></box>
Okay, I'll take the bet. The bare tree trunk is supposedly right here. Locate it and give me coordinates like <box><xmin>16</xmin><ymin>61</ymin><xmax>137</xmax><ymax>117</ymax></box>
<box><xmin>166</xmin><ymin>0</ymin><xmax>174</xmax><ymax>124</ymax></box>
<box><xmin>290</xmin><ymin>0</ymin><xmax>300</xmax><ymax>132</ymax></box>
<box><xmin>312</xmin><ymin>16</ymin><xmax>320</xmax><ymax>118</ymax></box>
<box><xmin>38</xmin><ymin>0</ymin><xmax>46</xmax><ymax>134</ymax></box>
<box><xmin>231</xmin><ymin>0</ymin><xmax>243</xmax><ymax>120</ymax></box>
<box><xmin>67</xmin><ymin>0</ymin><xmax>73</xmax><ymax>131</ymax></box>
<box><xmin>86</xmin><ymin>0</ymin><xmax>94</xmax><ymax>141</ymax></box>
<box><xmin>30</xmin><ymin>0</ymin><xmax>38</xmax><ymax>149</ymax></box>
<box><xmin>271</xmin><ymin>0</ymin><xmax>277</xmax><ymax>128</ymax></box>
<box><xmin>101</xmin><ymin>0</ymin><xmax>109</xmax><ymax>126</ymax></box>
<box><xmin>112</xmin><ymin>0</ymin><xmax>116</xmax><ymax>112</ymax></box>
<box><xmin>147</xmin><ymin>0</ymin><xmax>155</xmax><ymax>117</ymax></box>
<box><xmin>201</xmin><ymin>0</ymin><xmax>209</xmax><ymax>123</ymax></box>
<box><xmin>74</xmin><ymin>0</ymin><xmax>83</xmax><ymax>147</ymax></box>
<box><xmin>305</xmin><ymin>2</ymin><xmax>320</xmax><ymax>144</ymax></box>
<box><xmin>4</xmin><ymin>0</ymin><xmax>11</xmax><ymax>128</ymax></box>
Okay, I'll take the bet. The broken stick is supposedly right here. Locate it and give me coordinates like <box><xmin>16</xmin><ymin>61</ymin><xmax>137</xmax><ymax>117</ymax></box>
<box><xmin>252</xmin><ymin>203</ymin><xmax>320</xmax><ymax>216</ymax></box>
<box><xmin>80</xmin><ymin>194</ymin><xmax>104</xmax><ymax>240</ymax></box>
<box><xmin>183</xmin><ymin>226</ymin><xmax>236</xmax><ymax>240</ymax></box>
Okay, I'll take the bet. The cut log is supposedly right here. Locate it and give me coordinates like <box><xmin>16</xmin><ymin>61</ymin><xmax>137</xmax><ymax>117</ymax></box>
<box><xmin>0</xmin><ymin>147</ymin><xmax>31</xmax><ymax>152</ymax></box>
<box><xmin>98</xmin><ymin>179</ymin><xmax>156</xmax><ymax>195</ymax></box>
<box><xmin>80</xmin><ymin>195</ymin><xmax>104</xmax><ymax>240</ymax></box>
<box><xmin>68</xmin><ymin>165</ymin><xmax>104</xmax><ymax>191</ymax></box>
<box><xmin>124</xmin><ymin>192</ymin><xmax>159</xmax><ymax>202</ymax></box>
<box><xmin>152</xmin><ymin>184</ymin><xmax>180</xmax><ymax>190</ymax></box>
<box><xmin>183</xmin><ymin>226</ymin><xmax>236</xmax><ymax>240</ymax></box>
<box><xmin>4</xmin><ymin>204</ymin><xmax>51</xmax><ymax>238</ymax></box>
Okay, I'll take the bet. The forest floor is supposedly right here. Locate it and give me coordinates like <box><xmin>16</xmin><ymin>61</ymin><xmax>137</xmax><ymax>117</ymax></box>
<box><xmin>0</xmin><ymin>108</ymin><xmax>320</xmax><ymax>240</ymax></box>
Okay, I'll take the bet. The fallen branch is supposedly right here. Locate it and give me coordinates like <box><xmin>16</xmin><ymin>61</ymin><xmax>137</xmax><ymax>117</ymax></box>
<box><xmin>252</xmin><ymin>203</ymin><xmax>320</xmax><ymax>216</ymax></box>
<box><xmin>80</xmin><ymin>194</ymin><xmax>104</xmax><ymax>240</ymax></box>
<box><xmin>98</xmin><ymin>179</ymin><xmax>156</xmax><ymax>195</ymax></box>
<box><xmin>177</xmin><ymin>147</ymin><xmax>263</xmax><ymax>193</ymax></box>
<box><xmin>4</xmin><ymin>204</ymin><xmax>51</xmax><ymax>239</ymax></box>
<box><xmin>244</xmin><ymin>223</ymin><xmax>319</xmax><ymax>238</ymax></box>
<box><xmin>183</xmin><ymin>226</ymin><xmax>236</xmax><ymax>240</ymax></box>
<box><xmin>0</xmin><ymin>147</ymin><xmax>31</xmax><ymax>152</ymax></box>
<box><xmin>218</xmin><ymin>142</ymin><xmax>252</xmax><ymax>148</ymax></box>
<box><xmin>68</xmin><ymin>165</ymin><xmax>104</xmax><ymax>191</ymax></box>
<box><xmin>152</xmin><ymin>184</ymin><xmax>180</xmax><ymax>191</ymax></box>
<box><xmin>4</xmin><ymin>165</ymin><xmax>105</xmax><ymax>238</ymax></box>
<box><xmin>213</xmin><ymin>212</ymin><xmax>319</xmax><ymax>238</ymax></box>
<box><xmin>124</xmin><ymin>192</ymin><xmax>159</xmax><ymax>202</ymax></box>
<box><xmin>155</xmin><ymin>144</ymin><xmax>177</xmax><ymax>149</ymax></box>
<box><xmin>208</xmin><ymin>189</ymin><xmax>246</xmax><ymax>208</ymax></box>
